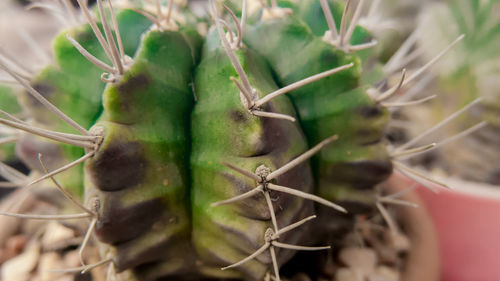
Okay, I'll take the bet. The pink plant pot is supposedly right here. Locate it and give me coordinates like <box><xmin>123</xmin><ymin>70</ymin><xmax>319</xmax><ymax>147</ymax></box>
<box><xmin>416</xmin><ymin>177</ymin><xmax>500</xmax><ymax>281</ymax></box>
<box><xmin>384</xmin><ymin>174</ymin><xmax>440</xmax><ymax>281</ymax></box>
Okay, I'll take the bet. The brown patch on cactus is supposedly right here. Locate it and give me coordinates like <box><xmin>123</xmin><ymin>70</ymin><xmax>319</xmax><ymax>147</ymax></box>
<box><xmin>260</xmin><ymin>106</ymin><xmax>293</xmax><ymax>155</ymax></box>
<box><xmin>87</xmin><ymin>140</ymin><xmax>148</xmax><ymax>192</ymax></box>
<box><xmin>355</xmin><ymin>131</ymin><xmax>383</xmax><ymax>144</ymax></box>
<box><xmin>109</xmin><ymin>73</ymin><xmax>150</xmax><ymax>113</ymax></box>
<box><xmin>229</xmin><ymin>110</ymin><xmax>248</xmax><ymax>123</ymax></box>
<box><xmin>266</xmin><ymin>160</ymin><xmax>313</xmax><ymax>215</ymax></box>
<box><xmin>115</xmin><ymin>237</ymin><xmax>174</xmax><ymax>272</ymax></box>
<box><xmin>222</xmin><ymin>175</ymin><xmax>266</xmax><ymax>218</ymax></box>
<box><xmin>113</xmin><ymin>221</ymin><xmax>192</xmax><ymax>273</ymax></box>
<box><xmin>94</xmin><ymin>197</ymin><xmax>164</xmax><ymax>244</ymax></box>
<box><xmin>32</xmin><ymin>83</ymin><xmax>56</xmax><ymax>100</ymax></box>
<box><xmin>329</xmin><ymin>160</ymin><xmax>393</xmax><ymax>190</ymax></box>
<box><xmin>75</xmin><ymin>27</ymin><xmax>95</xmax><ymax>43</ymax></box>
<box><xmin>117</xmin><ymin>74</ymin><xmax>150</xmax><ymax>97</ymax></box>
<box><xmin>356</xmin><ymin>105</ymin><xmax>384</xmax><ymax>119</ymax></box>
<box><xmin>231</xmin><ymin>104</ymin><xmax>294</xmax><ymax>158</ymax></box>
<box><xmin>21</xmin><ymin>83</ymin><xmax>57</xmax><ymax>110</ymax></box>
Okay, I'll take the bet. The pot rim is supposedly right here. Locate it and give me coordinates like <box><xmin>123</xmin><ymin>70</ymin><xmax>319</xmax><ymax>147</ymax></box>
<box><xmin>438</xmin><ymin>177</ymin><xmax>500</xmax><ymax>200</ymax></box>
<box><xmin>383</xmin><ymin>172</ymin><xmax>441</xmax><ymax>281</ymax></box>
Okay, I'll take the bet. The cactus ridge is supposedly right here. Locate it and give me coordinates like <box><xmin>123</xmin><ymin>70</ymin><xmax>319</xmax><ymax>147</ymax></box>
<box><xmin>0</xmin><ymin>0</ymin><xmax>479</xmax><ymax>280</ymax></box>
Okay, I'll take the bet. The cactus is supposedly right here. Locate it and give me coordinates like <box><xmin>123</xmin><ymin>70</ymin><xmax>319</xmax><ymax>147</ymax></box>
<box><xmin>409</xmin><ymin>0</ymin><xmax>499</xmax><ymax>184</ymax></box>
<box><xmin>0</xmin><ymin>0</ymin><xmax>479</xmax><ymax>280</ymax></box>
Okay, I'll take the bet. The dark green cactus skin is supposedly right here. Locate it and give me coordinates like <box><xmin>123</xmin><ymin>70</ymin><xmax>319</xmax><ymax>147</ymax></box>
<box><xmin>244</xmin><ymin>12</ymin><xmax>392</xmax><ymax>209</ymax></box>
<box><xmin>293</xmin><ymin>0</ymin><xmax>342</xmax><ymax>37</ymax></box>
<box><xmin>16</xmin><ymin>9</ymin><xmax>151</xmax><ymax>197</ymax></box>
<box><xmin>191</xmin><ymin>30</ymin><xmax>313</xmax><ymax>280</ymax></box>
<box><xmin>85</xmin><ymin>26</ymin><xmax>202</xmax><ymax>277</ymax></box>
<box><xmin>291</xmin><ymin>0</ymin><xmax>388</xmax><ymax>91</ymax></box>
<box><xmin>293</xmin><ymin>0</ymin><xmax>370</xmax><ymax>45</ymax></box>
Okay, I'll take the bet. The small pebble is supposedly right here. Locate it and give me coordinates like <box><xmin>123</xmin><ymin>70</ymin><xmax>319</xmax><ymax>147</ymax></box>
<box><xmin>387</xmin><ymin>232</ymin><xmax>411</xmax><ymax>252</ymax></box>
<box><xmin>33</xmin><ymin>252</ymin><xmax>62</xmax><ymax>281</ymax></box>
<box><xmin>0</xmin><ymin>241</ymin><xmax>40</xmax><ymax>281</ymax></box>
<box><xmin>339</xmin><ymin>247</ymin><xmax>377</xmax><ymax>276</ymax></box>
<box><xmin>41</xmin><ymin>222</ymin><xmax>75</xmax><ymax>251</ymax></box>
<box><xmin>64</xmin><ymin>250</ymin><xmax>82</xmax><ymax>268</ymax></box>
<box><xmin>335</xmin><ymin>267</ymin><xmax>360</xmax><ymax>281</ymax></box>
<box><xmin>369</xmin><ymin>265</ymin><xmax>400</xmax><ymax>281</ymax></box>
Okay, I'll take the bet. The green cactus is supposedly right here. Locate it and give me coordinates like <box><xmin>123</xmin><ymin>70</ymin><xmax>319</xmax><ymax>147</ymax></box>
<box><xmin>191</xmin><ymin>26</ymin><xmax>317</xmax><ymax>279</ymax></box>
<box><xmin>0</xmin><ymin>0</ymin><xmax>473</xmax><ymax>280</ymax></box>
<box><xmin>412</xmin><ymin>0</ymin><xmax>500</xmax><ymax>184</ymax></box>
<box><xmin>14</xmin><ymin>8</ymin><xmax>151</xmax><ymax>197</ymax></box>
<box><xmin>85</xmin><ymin>26</ymin><xmax>202</xmax><ymax>276</ymax></box>
<box><xmin>244</xmin><ymin>2</ymin><xmax>392</xmax><ymax>209</ymax></box>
